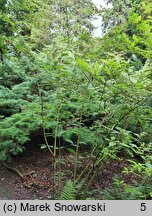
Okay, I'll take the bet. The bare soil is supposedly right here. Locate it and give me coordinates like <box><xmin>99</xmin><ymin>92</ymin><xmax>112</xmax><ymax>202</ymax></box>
<box><xmin>0</xmin><ymin>144</ymin><xmax>133</xmax><ymax>200</ymax></box>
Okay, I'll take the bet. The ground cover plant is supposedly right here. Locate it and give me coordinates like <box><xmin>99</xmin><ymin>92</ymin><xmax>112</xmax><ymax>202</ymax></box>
<box><xmin>0</xmin><ymin>0</ymin><xmax>152</xmax><ymax>199</ymax></box>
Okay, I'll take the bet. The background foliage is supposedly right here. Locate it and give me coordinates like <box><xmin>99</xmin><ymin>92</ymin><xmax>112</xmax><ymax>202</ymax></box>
<box><xmin>0</xmin><ymin>0</ymin><xmax>152</xmax><ymax>199</ymax></box>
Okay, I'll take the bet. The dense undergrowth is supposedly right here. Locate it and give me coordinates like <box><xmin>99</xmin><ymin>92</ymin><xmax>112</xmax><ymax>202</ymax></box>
<box><xmin>0</xmin><ymin>0</ymin><xmax>152</xmax><ymax>199</ymax></box>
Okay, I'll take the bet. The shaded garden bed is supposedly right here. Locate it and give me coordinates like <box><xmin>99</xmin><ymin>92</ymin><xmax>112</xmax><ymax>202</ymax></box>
<box><xmin>0</xmin><ymin>143</ymin><xmax>135</xmax><ymax>200</ymax></box>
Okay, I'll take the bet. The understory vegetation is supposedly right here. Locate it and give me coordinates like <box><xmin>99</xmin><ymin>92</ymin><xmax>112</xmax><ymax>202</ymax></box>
<box><xmin>0</xmin><ymin>0</ymin><xmax>152</xmax><ymax>199</ymax></box>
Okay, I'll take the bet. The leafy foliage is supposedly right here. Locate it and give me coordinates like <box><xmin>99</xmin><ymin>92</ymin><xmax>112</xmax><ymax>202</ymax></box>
<box><xmin>0</xmin><ymin>0</ymin><xmax>151</xmax><ymax>199</ymax></box>
<box><xmin>102</xmin><ymin>160</ymin><xmax>152</xmax><ymax>199</ymax></box>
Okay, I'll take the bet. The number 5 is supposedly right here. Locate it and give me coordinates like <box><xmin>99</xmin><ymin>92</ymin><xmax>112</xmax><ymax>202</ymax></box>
<box><xmin>140</xmin><ymin>203</ymin><xmax>146</xmax><ymax>211</ymax></box>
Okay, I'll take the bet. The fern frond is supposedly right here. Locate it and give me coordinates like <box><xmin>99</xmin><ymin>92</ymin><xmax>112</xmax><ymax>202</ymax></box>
<box><xmin>60</xmin><ymin>180</ymin><xmax>76</xmax><ymax>200</ymax></box>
